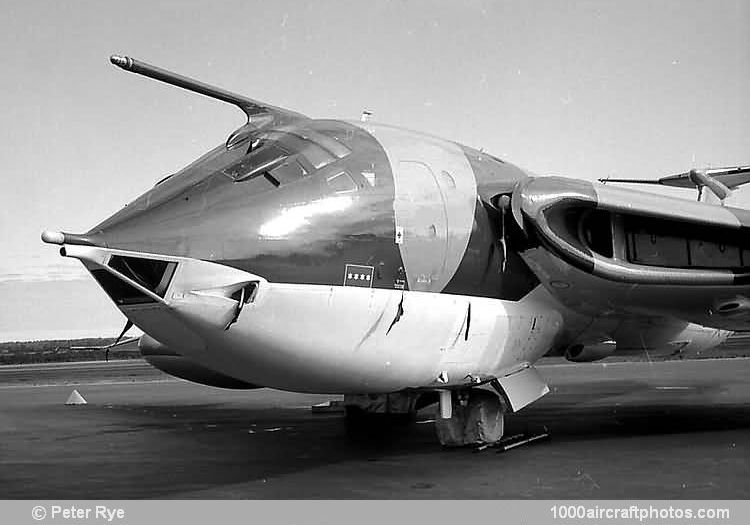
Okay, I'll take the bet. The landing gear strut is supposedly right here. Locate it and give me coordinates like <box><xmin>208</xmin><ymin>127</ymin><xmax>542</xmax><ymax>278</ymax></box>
<box><xmin>435</xmin><ymin>388</ymin><xmax>506</xmax><ymax>447</ymax></box>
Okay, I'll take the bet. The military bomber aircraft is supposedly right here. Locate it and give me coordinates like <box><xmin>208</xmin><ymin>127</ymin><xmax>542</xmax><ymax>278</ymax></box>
<box><xmin>42</xmin><ymin>55</ymin><xmax>750</xmax><ymax>446</ymax></box>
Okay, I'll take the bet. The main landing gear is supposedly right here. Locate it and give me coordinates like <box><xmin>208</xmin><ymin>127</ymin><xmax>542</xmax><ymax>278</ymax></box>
<box><xmin>341</xmin><ymin>388</ymin><xmax>509</xmax><ymax>447</ymax></box>
<box><xmin>341</xmin><ymin>383</ymin><xmax>549</xmax><ymax>449</ymax></box>
<box><xmin>435</xmin><ymin>388</ymin><xmax>506</xmax><ymax>447</ymax></box>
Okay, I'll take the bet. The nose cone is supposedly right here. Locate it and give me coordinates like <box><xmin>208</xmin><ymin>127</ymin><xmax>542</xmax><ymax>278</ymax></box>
<box><xmin>80</xmin><ymin>119</ymin><xmax>398</xmax><ymax>287</ymax></box>
<box><xmin>81</xmin><ymin>146</ymin><xmax>343</xmax><ymax>281</ymax></box>
<box><xmin>85</xmin><ymin>163</ymin><xmax>275</xmax><ymax>259</ymax></box>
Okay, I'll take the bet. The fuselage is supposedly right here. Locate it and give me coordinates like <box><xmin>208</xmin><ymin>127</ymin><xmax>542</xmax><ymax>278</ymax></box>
<box><xmin>61</xmin><ymin>119</ymin><xmax>574</xmax><ymax>393</ymax></box>
<box><xmin>87</xmin><ymin>119</ymin><xmax>536</xmax><ymax>299</ymax></box>
<box><xmin>50</xmin><ymin>118</ymin><xmax>730</xmax><ymax>394</ymax></box>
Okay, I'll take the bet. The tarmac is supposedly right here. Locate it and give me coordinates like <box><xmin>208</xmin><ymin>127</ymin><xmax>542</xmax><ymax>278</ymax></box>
<box><xmin>1</xmin><ymin>358</ymin><xmax>748</xmax><ymax>499</ymax></box>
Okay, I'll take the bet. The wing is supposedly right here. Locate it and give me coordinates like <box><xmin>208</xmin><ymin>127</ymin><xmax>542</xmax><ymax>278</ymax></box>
<box><xmin>510</xmin><ymin>176</ymin><xmax>750</xmax><ymax>330</ymax></box>
<box><xmin>601</xmin><ymin>165</ymin><xmax>750</xmax><ymax>189</ymax></box>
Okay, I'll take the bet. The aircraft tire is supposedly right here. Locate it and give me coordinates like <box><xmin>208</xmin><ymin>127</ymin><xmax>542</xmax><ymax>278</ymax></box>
<box><xmin>435</xmin><ymin>389</ymin><xmax>505</xmax><ymax>447</ymax></box>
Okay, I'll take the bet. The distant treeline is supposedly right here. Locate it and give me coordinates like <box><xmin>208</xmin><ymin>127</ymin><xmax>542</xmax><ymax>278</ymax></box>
<box><xmin>0</xmin><ymin>338</ymin><xmax>141</xmax><ymax>365</ymax></box>
<box><xmin>2</xmin><ymin>332</ymin><xmax>750</xmax><ymax>366</ymax></box>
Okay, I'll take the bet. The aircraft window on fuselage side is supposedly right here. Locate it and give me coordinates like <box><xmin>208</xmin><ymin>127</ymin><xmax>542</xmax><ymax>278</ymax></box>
<box><xmin>327</xmin><ymin>171</ymin><xmax>357</xmax><ymax>194</ymax></box>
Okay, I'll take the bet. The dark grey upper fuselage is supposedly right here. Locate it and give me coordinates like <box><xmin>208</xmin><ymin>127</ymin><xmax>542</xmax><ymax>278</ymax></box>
<box><xmin>86</xmin><ymin>119</ymin><xmax>536</xmax><ymax>299</ymax></box>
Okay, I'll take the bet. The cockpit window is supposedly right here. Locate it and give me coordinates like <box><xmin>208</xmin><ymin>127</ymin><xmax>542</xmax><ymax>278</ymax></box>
<box><xmin>265</xmin><ymin>131</ymin><xmax>335</xmax><ymax>170</ymax></box>
<box><xmin>289</xmin><ymin>128</ymin><xmax>351</xmax><ymax>159</ymax></box>
<box><xmin>222</xmin><ymin>126</ymin><xmax>352</xmax><ymax>186</ymax></box>
<box><xmin>327</xmin><ymin>171</ymin><xmax>357</xmax><ymax>194</ymax></box>
<box><xmin>266</xmin><ymin>127</ymin><xmax>351</xmax><ymax>170</ymax></box>
<box><xmin>269</xmin><ymin>160</ymin><xmax>308</xmax><ymax>185</ymax></box>
<box><xmin>223</xmin><ymin>143</ymin><xmax>288</xmax><ymax>183</ymax></box>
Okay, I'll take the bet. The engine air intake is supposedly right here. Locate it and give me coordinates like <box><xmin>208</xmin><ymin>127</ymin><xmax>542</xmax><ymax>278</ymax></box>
<box><xmin>91</xmin><ymin>255</ymin><xmax>178</xmax><ymax>305</ymax></box>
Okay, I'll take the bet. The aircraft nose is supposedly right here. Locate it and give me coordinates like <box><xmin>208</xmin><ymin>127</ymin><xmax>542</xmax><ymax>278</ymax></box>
<box><xmin>77</xmin><ymin>167</ymin><xmax>258</xmax><ymax>259</ymax></box>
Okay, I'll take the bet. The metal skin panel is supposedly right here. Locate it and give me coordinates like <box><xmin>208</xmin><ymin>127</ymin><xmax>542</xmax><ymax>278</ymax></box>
<box><xmin>493</xmin><ymin>366</ymin><xmax>550</xmax><ymax>412</ymax></box>
<box><xmin>47</xmin><ymin>110</ymin><xmax>735</xmax><ymax>396</ymax></box>
<box><xmin>167</xmin><ymin>283</ymin><xmax>562</xmax><ymax>393</ymax></box>
<box><xmin>512</xmin><ymin>175</ymin><xmax>750</xmax><ymax>336</ymax></box>
<box><xmin>353</xmin><ymin>122</ymin><xmax>478</xmax><ymax>293</ymax></box>
<box><xmin>516</xmin><ymin>176</ymin><xmax>750</xmax><ymax>286</ymax></box>
<box><xmin>82</xmin><ymin>119</ymin><xmax>538</xmax><ymax>300</ymax></box>
<box><xmin>611</xmin><ymin>319</ymin><xmax>731</xmax><ymax>356</ymax></box>
<box><xmin>442</xmin><ymin>146</ymin><xmax>539</xmax><ymax>299</ymax></box>
<box><xmin>40</xmin><ymin>54</ymin><xmax>746</xmax><ymax>433</ymax></box>
<box><xmin>85</xmin><ymin>120</ymin><xmax>409</xmax><ymax>291</ymax></box>
<box><xmin>522</xmin><ymin>243</ymin><xmax>750</xmax><ymax>331</ymax></box>
<box><xmin>63</xmin><ymin>245</ymin><xmax>564</xmax><ymax>393</ymax></box>
<box><xmin>52</xmin><ymin>116</ymin><xmax>572</xmax><ymax>395</ymax></box>
<box><xmin>591</xmin><ymin>181</ymin><xmax>749</xmax><ymax>226</ymax></box>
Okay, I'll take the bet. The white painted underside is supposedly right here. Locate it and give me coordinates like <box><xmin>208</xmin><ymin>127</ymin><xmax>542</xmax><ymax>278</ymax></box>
<box><xmin>166</xmin><ymin>283</ymin><xmax>560</xmax><ymax>393</ymax></box>
<box><xmin>64</xmin><ymin>245</ymin><xmax>563</xmax><ymax>395</ymax></box>
<box><xmin>149</xmin><ymin>280</ymin><xmax>563</xmax><ymax>394</ymax></box>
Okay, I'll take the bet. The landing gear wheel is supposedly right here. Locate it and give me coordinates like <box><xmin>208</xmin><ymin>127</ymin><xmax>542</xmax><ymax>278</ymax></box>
<box><xmin>435</xmin><ymin>389</ymin><xmax>505</xmax><ymax>447</ymax></box>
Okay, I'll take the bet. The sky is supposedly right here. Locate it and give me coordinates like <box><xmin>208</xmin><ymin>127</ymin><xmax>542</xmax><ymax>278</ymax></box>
<box><xmin>1</xmin><ymin>0</ymin><xmax>748</xmax><ymax>341</ymax></box>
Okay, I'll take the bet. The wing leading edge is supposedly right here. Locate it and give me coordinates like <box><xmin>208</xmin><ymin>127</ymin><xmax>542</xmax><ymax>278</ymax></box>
<box><xmin>600</xmin><ymin>166</ymin><xmax>750</xmax><ymax>201</ymax></box>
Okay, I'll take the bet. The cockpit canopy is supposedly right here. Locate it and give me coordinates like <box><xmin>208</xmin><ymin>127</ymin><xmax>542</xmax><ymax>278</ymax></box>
<box><xmin>222</xmin><ymin>124</ymin><xmax>352</xmax><ymax>188</ymax></box>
